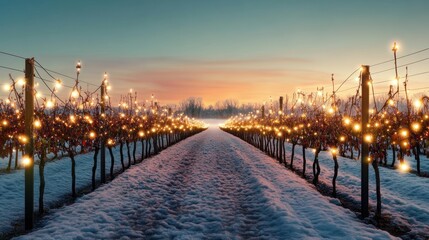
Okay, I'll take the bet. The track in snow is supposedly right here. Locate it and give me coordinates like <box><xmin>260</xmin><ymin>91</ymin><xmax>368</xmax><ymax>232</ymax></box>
<box><xmin>16</xmin><ymin>120</ymin><xmax>394</xmax><ymax>239</ymax></box>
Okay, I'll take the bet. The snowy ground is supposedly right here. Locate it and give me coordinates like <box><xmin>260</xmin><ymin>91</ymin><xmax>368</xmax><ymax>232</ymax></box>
<box><xmin>281</xmin><ymin>142</ymin><xmax>429</xmax><ymax>238</ymax></box>
<box><xmin>0</xmin><ymin>141</ymin><xmax>144</xmax><ymax>234</ymax></box>
<box><xmin>15</xmin><ymin>120</ymin><xmax>395</xmax><ymax>239</ymax></box>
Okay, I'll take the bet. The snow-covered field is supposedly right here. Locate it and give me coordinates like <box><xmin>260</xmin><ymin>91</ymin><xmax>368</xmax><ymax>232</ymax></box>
<box><xmin>0</xmin><ymin>141</ymin><xmax>144</xmax><ymax>234</ymax></box>
<box><xmin>14</xmin><ymin>120</ymin><xmax>395</xmax><ymax>239</ymax></box>
<box><xmin>280</xmin><ymin>143</ymin><xmax>429</xmax><ymax>238</ymax></box>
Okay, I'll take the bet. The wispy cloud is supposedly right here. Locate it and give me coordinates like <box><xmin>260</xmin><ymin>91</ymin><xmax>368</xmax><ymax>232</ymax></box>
<box><xmin>73</xmin><ymin>55</ymin><xmax>330</xmax><ymax>105</ymax></box>
<box><xmin>108</xmin><ymin>64</ymin><xmax>329</xmax><ymax>105</ymax></box>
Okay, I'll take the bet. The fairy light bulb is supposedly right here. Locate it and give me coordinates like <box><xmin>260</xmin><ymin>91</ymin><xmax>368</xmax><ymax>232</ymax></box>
<box><xmin>34</xmin><ymin>119</ymin><xmax>42</xmax><ymax>129</ymax></box>
<box><xmin>353</xmin><ymin>123</ymin><xmax>361</xmax><ymax>132</ymax></box>
<box><xmin>413</xmin><ymin>99</ymin><xmax>422</xmax><ymax>109</ymax></box>
<box><xmin>19</xmin><ymin>135</ymin><xmax>28</xmax><ymax>144</ymax></box>
<box><xmin>55</xmin><ymin>79</ymin><xmax>62</xmax><ymax>89</ymax></box>
<box><xmin>71</xmin><ymin>89</ymin><xmax>79</xmax><ymax>98</ymax></box>
<box><xmin>3</xmin><ymin>84</ymin><xmax>11</xmax><ymax>92</ymax></box>
<box><xmin>364</xmin><ymin>134</ymin><xmax>373</xmax><ymax>143</ymax></box>
<box><xmin>76</xmin><ymin>60</ymin><xmax>81</xmax><ymax>73</ymax></box>
<box><xmin>392</xmin><ymin>42</ymin><xmax>399</xmax><ymax>51</ymax></box>
<box><xmin>400</xmin><ymin>129</ymin><xmax>408</xmax><ymax>138</ymax></box>
<box><xmin>411</xmin><ymin>122</ymin><xmax>421</xmax><ymax>133</ymax></box>
<box><xmin>22</xmin><ymin>155</ymin><xmax>31</xmax><ymax>167</ymax></box>
<box><xmin>343</xmin><ymin>117</ymin><xmax>351</xmax><ymax>125</ymax></box>
<box><xmin>399</xmin><ymin>161</ymin><xmax>410</xmax><ymax>173</ymax></box>
<box><xmin>89</xmin><ymin>131</ymin><xmax>96</xmax><ymax>139</ymax></box>
<box><xmin>69</xmin><ymin>115</ymin><xmax>76</xmax><ymax>123</ymax></box>
<box><xmin>17</xmin><ymin>79</ymin><xmax>26</xmax><ymax>86</ymax></box>
<box><xmin>46</xmin><ymin>100</ymin><xmax>54</xmax><ymax>108</ymax></box>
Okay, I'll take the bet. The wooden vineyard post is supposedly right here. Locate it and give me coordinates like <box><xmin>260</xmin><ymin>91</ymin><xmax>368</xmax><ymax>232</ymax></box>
<box><xmin>361</xmin><ymin>65</ymin><xmax>370</xmax><ymax>218</ymax></box>
<box><xmin>278</xmin><ymin>96</ymin><xmax>283</xmax><ymax>160</ymax></box>
<box><xmin>100</xmin><ymin>73</ymin><xmax>107</xmax><ymax>183</ymax></box>
<box><xmin>24</xmin><ymin>58</ymin><xmax>35</xmax><ymax>230</ymax></box>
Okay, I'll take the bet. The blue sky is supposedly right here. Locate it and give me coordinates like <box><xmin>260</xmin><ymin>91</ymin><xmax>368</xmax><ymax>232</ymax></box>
<box><xmin>1</xmin><ymin>0</ymin><xmax>428</xmax><ymax>105</ymax></box>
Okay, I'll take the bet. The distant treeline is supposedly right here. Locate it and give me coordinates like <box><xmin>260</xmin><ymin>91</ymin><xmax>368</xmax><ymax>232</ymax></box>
<box><xmin>177</xmin><ymin>93</ymin><xmax>419</xmax><ymax>119</ymax></box>
<box><xmin>178</xmin><ymin>97</ymin><xmax>255</xmax><ymax>118</ymax></box>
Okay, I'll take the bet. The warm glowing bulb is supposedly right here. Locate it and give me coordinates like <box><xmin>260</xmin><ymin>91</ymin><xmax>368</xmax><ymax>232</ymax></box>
<box><xmin>353</xmin><ymin>123</ymin><xmax>361</xmax><ymax>132</ymax></box>
<box><xmin>2</xmin><ymin>120</ymin><xmax>8</xmax><ymax>126</ymax></box>
<box><xmin>69</xmin><ymin>115</ymin><xmax>76</xmax><ymax>123</ymax></box>
<box><xmin>392</xmin><ymin>42</ymin><xmax>399</xmax><ymax>51</ymax></box>
<box><xmin>34</xmin><ymin>120</ymin><xmax>42</xmax><ymax>129</ymax></box>
<box><xmin>411</xmin><ymin>122</ymin><xmax>421</xmax><ymax>132</ymax></box>
<box><xmin>71</xmin><ymin>89</ymin><xmax>79</xmax><ymax>98</ymax></box>
<box><xmin>55</xmin><ymin>79</ymin><xmax>62</xmax><ymax>89</ymax></box>
<box><xmin>400</xmin><ymin>129</ymin><xmax>408</xmax><ymax>138</ymax></box>
<box><xmin>17</xmin><ymin>79</ymin><xmax>26</xmax><ymax>86</ymax></box>
<box><xmin>107</xmin><ymin>139</ymin><xmax>114</xmax><ymax>145</ymax></box>
<box><xmin>413</xmin><ymin>99</ymin><xmax>422</xmax><ymax>109</ymax></box>
<box><xmin>3</xmin><ymin>84</ymin><xmax>11</xmax><ymax>92</ymax></box>
<box><xmin>19</xmin><ymin>135</ymin><xmax>28</xmax><ymax>144</ymax></box>
<box><xmin>89</xmin><ymin>131</ymin><xmax>96</xmax><ymax>139</ymax></box>
<box><xmin>339</xmin><ymin>136</ymin><xmax>346</xmax><ymax>142</ymax></box>
<box><xmin>331</xmin><ymin>148</ymin><xmax>338</xmax><ymax>154</ymax></box>
<box><xmin>22</xmin><ymin>155</ymin><xmax>31</xmax><ymax>167</ymax></box>
<box><xmin>76</xmin><ymin>61</ymin><xmax>81</xmax><ymax>72</ymax></box>
<box><xmin>364</xmin><ymin>134</ymin><xmax>373</xmax><ymax>143</ymax></box>
<box><xmin>138</xmin><ymin>131</ymin><xmax>145</xmax><ymax>137</ymax></box>
<box><xmin>46</xmin><ymin>100</ymin><xmax>54</xmax><ymax>108</ymax></box>
<box><xmin>388</xmin><ymin>99</ymin><xmax>395</xmax><ymax>106</ymax></box>
<box><xmin>398</xmin><ymin>161</ymin><xmax>410</xmax><ymax>173</ymax></box>
<box><xmin>343</xmin><ymin>117</ymin><xmax>351</xmax><ymax>125</ymax></box>
<box><xmin>328</xmin><ymin>107</ymin><xmax>334</xmax><ymax>114</ymax></box>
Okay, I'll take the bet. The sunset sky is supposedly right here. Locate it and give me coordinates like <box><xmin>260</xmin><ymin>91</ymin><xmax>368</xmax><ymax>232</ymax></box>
<box><xmin>1</xmin><ymin>0</ymin><xmax>428</xmax><ymax>106</ymax></box>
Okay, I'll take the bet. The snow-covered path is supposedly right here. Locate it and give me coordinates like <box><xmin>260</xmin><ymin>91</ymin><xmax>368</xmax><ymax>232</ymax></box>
<box><xmin>17</xmin><ymin>121</ymin><xmax>394</xmax><ymax>239</ymax></box>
